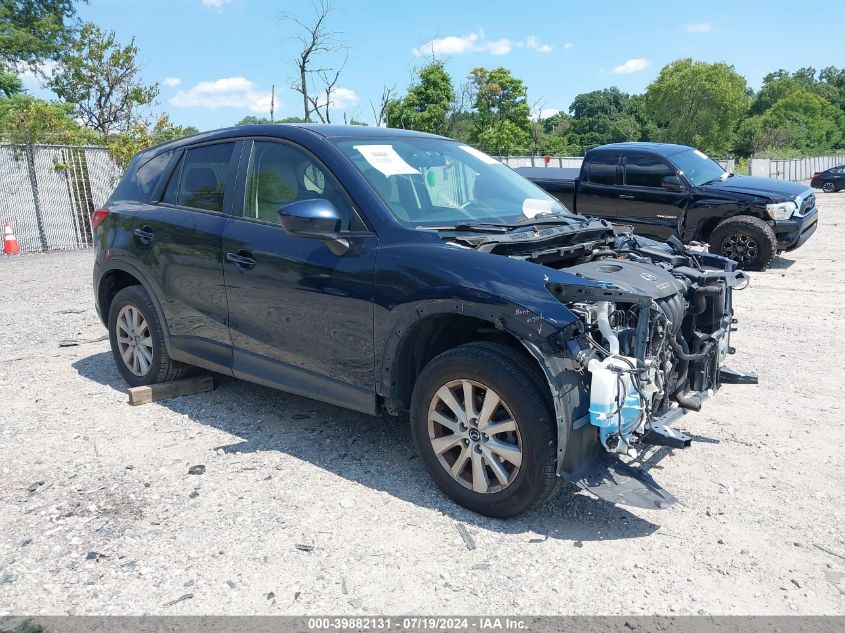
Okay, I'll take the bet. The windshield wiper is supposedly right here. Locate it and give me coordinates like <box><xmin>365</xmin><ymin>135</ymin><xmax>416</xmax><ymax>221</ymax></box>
<box><xmin>701</xmin><ymin>175</ymin><xmax>730</xmax><ymax>185</ymax></box>
<box><xmin>514</xmin><ymin>212</ymin><xmax>580</xmax><ymax>226</ymax></box>
<box><xmin>421</xmin><ymin>224</ymin><xmax>511</xmax><ymax>233</ymax></box>
<box><xmin>422</xmin><ymin>213</ymin><xmax>582</xmax><ymax>234</ymax></box>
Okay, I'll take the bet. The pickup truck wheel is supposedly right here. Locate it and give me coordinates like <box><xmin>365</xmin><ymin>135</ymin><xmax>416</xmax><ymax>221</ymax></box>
<box><xmin>108</xmin><ymin>285</ymin><xmax>189</xmax><ymax>387</ymax></box>
<box><xmin>709</xmin><ymin>216</ymin><xmax>777</xmax><ymax>271</ymax></box>
<box><xmin>822</xmin><ymin>181</ymin><xmax>836</xmax><ymax>193</ymax></box>
<box><xmin>410</xmin><ymin>342</ymin><xmax>558</xmax><ymax>517</ymax></box>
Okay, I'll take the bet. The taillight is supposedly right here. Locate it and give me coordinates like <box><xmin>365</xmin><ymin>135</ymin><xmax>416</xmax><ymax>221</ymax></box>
<box><xmin>91</xmin><ymin>208</ymin><xmax>110</xmax><ymax>232</ymax></box>
<box><xmin>812</xmin><ymin>172</ymin><xmax>821</xmax><ymax>179</ymax></box>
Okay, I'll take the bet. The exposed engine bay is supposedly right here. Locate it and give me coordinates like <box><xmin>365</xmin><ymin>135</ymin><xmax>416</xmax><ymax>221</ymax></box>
<box><xmin>445</xmin><ymin>217</ymin><xmax>754</xmax><ymax>506</ymax></box>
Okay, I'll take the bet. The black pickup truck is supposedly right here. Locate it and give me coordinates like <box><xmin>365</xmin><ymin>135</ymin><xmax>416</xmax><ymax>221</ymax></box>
<box><xmin>517</xmin><ymin>142</ymin><xmax>819</xmax><ymax>270</ymax></box>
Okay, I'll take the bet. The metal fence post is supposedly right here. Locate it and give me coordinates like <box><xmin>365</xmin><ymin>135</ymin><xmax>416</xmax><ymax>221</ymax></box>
<box><xmin>24</xmin><ymin>145</ymin><xmax>49</xmax><ymax>252</ymax></box>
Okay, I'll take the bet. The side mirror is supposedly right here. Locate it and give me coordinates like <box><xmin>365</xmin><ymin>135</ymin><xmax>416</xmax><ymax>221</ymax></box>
<box><xmin>661</xmin><ymin>175</ymin><xmax>686</xmax><ymax>193</ymax></box>
<box><xmin>278</xmin><ymin>198</ymin><xmax>349</xmax><ymax>255</ymax></box>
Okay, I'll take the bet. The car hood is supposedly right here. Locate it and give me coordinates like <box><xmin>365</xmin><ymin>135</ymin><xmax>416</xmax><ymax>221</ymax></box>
<box><xmin>703</xmin><ymin>175</ymin><xmax>809</xmax><ymax>200</ymax></box>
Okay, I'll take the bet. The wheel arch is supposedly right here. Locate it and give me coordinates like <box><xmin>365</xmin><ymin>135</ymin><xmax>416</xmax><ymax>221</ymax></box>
<box><xmin>382</xmin><ymin>311</ymin><xmax>553</xmax><ymax>417</ymax></box>
<box><xmin>97</xmin><ymin>261</ymin><xmax>173</xmax><ymax>354</ymax></box>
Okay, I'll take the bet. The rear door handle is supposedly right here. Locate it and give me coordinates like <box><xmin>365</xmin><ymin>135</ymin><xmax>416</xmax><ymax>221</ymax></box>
<box><xmin>133</xmin><ymin>226</ymin><xmax>155</xmax><ymax>245</ymax></box>
<box><xmin>618</xmin><ymin>194</ymin><xmax>635</xmax><ymax>200</ymax></box>
<box><xmin>226</xmin><ymin>250</ymin><xmax>257</xmax><ymax>270</ymax></box>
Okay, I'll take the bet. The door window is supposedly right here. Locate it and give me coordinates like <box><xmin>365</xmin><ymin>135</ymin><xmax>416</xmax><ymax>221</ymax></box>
<box><xmin>136</xmin><ymin>151</ymin><xmax>174</xmax><ymax>202</ymax></box>
<box><xmin>625</xmin><ymin>155</ymin><xmax>675</xmax><ymax>188</ymax></box>
<box><xmin>244</xmin><ymin>141</ymin><xmax>365</xmax><ymax>231</ymax></box>
<box><xmin>163</xmin><ymin>143</ymin><xmax>236</xmax><ymax>212</ymax></box>
<box><xmin>587</xmin><ymin>153</ymin><xmax>618</xmax><ymax>185</ymax></box>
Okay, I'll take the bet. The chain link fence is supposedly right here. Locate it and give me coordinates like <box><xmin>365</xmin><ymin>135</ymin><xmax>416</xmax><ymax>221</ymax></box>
<box><xmin>0</xmin><ymin>144</ymin><xmax>123</xmax><ymax>253</ymax></box>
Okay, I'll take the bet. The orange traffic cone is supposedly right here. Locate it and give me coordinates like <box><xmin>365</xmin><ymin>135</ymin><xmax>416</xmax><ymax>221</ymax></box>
<box><xmin>3</xmin><ymin>221</ymin><xmax>21</xmax><ymax>255</ymax></box>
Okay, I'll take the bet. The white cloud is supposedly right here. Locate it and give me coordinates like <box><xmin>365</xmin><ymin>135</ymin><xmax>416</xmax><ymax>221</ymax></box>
<box><xmin>525</xmin><ymin>35</ymin><xmax>553</xmax><ymax>54</ymax></box>
<box><xmin>612</xmin><ymin>58</ymin><xmax>651</xmax><ymax>74</ymax></box>
<box><xmin>19</xmin><ymin>61</ymin><xmax>57</xmax><ymax>87</ymax></box>
<box><xmin>170</xmin><ymin>76</ymin><xmax>273</xmax><ymax>113</ymax></box>
<box><xmin>563</xmin><ymin>42</ymin><xmax>574</xmax><ymax>50</ymax></box>
<box><xmin>412</xmin><ymin>30</ymin><xmax>512</xmax><ymax>57</ymax></box>
<box><xmin>331</xmin><ymin>87</ymin><xmax>358</xmax><ymax>109</ymax></box>
<box><xmin>531</xmin><ymin>107</ymin><xmax>560</xmax><ymax>121</ymax></box>
<box><xmin>163</xmin><ymin>77</ymin><xmax>181</xmax><ymax>88</ymax></box>
<box><xmin>201</xmin><ymin>0</ymin><xmax>230</xmax><ymax>7</ymax></box>
<box><xmin>686</xmin><ymin>22</ymin><xmax>712</xmax><ymax>33</ymax></box>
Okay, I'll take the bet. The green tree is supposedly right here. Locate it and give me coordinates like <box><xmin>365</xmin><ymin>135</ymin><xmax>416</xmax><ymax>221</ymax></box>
<box><xmin>106</xmin><ymin>113</ymin><xmax>198</xmax><ymax>168</ymax></box>
<box><xmin>645</xmin><ymin>59</ymin><xmax>749</xmax><ymax>155</ymax></box>
<box><xmin>818</xmin><ymin>66</ymin><xmax>845</xmax><ymax>112</ymax></box>
<box><xmin>751</xmin><ymin>68</ymin><xmax>815</xmax><ymax>115</ymax></box>
<box><xmin>386</xmin><ymin>61</ymin><xmax>455</xmax><ymax>135</ymax></box>
<box><xmin>0</xmin><ymin>93</ymin><xmax>96</xmax><ymax>145</ymax></box>
<box><xmin>564</xmin><ymin>87</ymin><xmax>648</xmax><ymax>150</ymax></box>
<box><xmin>0</xmin><ymin>0</ymin><xmax>80</xmax><ymax>71</ymax></box>
<box><xmin>48</xmin><ymin>22</ymin><xmax>158</xmax><ymax>137</ymax></box>
<box><xmin>760</xmin><ymin>89</ymin><xmax>844</xmax><ymax>152</ymax></box>
<box><xmin>236</xmin><ymin>115</ymin><xmax>305</xmax><ymax>125</ymax></box>
<box><xmin>0</xmin><ymin>69</ymin><xmax>23</xmax><ymax>96</ymax></box>
<box><xmin>468</xmin><ymin>66</ymin><xmax>531</xmax><ymax>152</ymax></box>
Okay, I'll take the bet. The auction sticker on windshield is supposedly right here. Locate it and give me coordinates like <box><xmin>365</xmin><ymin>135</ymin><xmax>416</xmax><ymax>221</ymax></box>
<box><xmin>354</xmin><ymin>145</ymin><xmax>419</xmax><ymax>177</ymax></box>
<box><xmin>523</xmin><ymin>198</ymin><xmax>562</xmax><ymax>218</ymax></box>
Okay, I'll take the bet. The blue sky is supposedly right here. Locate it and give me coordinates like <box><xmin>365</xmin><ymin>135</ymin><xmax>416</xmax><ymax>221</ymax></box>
<box><xmin>22</xmin><ymin>0</ymin><xmax>845</xmax><ymax>130</ymax></box>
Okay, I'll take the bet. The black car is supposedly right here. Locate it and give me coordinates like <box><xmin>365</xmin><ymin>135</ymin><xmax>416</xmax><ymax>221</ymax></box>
<box><xmin>92</xmin><ymin>125</ymin><xmax>753</xmax><ymax>517</ymax></box>
<box><xmin>811</xmin><ymin>166</ymin><xmax>845</xmax><ymax>193</ymax></box>
<box><xmin>518</xmin><ymin>142</ymin><xmax>819</xmax><ymax>271</ymax></box>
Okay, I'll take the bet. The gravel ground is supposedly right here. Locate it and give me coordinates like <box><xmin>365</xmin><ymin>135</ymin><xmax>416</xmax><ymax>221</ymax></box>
<box><xmin>1</xmin><ymin>193</ymin><xmax>844</xmax><ymax>616</ymax></box>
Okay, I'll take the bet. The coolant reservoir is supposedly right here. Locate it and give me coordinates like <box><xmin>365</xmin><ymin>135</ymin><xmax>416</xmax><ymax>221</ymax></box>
<box><xmin>587</xmin><ymin>356</ymin><xmax>643</xmax><ymax>452</ymax></box>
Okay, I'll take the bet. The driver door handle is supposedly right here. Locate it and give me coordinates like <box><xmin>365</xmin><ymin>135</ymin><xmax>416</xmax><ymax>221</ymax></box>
<box><xmin>618</xmin><ymin>194</ymin><xmax>635</xmax><ymax>200</ymax></box>
<box><xmin>226</xmin><ymin>250</ymin><xmax>257</xmax><ymax>270</ymax></box>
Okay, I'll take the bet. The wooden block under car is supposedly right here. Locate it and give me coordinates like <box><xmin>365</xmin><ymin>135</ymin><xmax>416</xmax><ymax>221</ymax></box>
<box><xmin>127</xmin><ymin>375</ymin><xmax>215</xmax><ymax>406</ymax></box>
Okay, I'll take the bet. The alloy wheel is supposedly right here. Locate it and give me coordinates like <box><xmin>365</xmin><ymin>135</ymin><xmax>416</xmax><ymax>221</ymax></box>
<box><xmin>722</xmin><ymin>233</ymin><xmax>759</xmax><ymax>265</ymax></box>
<box><xmin>823</xmin><ymin>181</ymin><xmax>835</xmax><ymax>193</ymax></box>
<box><xmin>427</xmin><ymin>379</ymin><xmax>523</xmax><ymax>494</ymax></box>
<box><xmin>115</xmin><ymin>305</ymin><xmax>154</xmax><ymax>377</ymax></box>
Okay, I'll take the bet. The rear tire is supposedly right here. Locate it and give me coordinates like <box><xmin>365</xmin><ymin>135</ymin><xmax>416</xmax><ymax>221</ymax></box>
<box><xmin>108</xmin><ymin>285</ymin><xmax>189</xmax><ymax>387</ymax></box>
<box><xmin>709</xmin><ymin>215</ymin><xmax>777</xmax><ymax>271</ymax></box>
<box><xmin>410</xmin><ymin>342</ymin><xmax>559</xmax><ymax>517</ymax></box>
<box><xmin>822</xmin><ymin>181</ymin><xmax>836</xmax><ymax>193</ymax></box>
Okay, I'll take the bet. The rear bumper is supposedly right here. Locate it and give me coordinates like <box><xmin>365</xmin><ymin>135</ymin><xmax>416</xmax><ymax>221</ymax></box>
<box><xmin>776</xmin><ymin>208</ymin><xmax>818</xmax><ymax>251</ymax></box>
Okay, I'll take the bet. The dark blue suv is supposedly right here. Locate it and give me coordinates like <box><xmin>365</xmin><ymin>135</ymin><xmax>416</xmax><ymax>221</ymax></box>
<box><xmin>92</xmin><ymin>125</ymin><xmax>752</xmax><ymax>516</ymax></box>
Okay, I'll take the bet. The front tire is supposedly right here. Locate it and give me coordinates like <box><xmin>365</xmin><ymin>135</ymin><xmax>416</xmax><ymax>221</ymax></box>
<box><xmin>822</xmin><ymin>181</ymin><xmax>836</xmax><ymax>193</ymax></box>
<box><xmin>410</xmin><ymin>342</ymin><xmax>559</xmax><ymax>517</ymax></box>
<box><xmin>108</xmin><ymin>285</ymin><xmax>188</xmax><ymax>387</ymax></box>
<box><xmin>709</xmin><ymin>215</ymin><xmax>777</xmax><ymax>271</ymax></box>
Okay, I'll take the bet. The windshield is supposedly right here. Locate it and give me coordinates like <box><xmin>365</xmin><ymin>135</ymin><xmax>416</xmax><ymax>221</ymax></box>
<box><xmin>670</xmin><ymin>148</ymin><xmax>727</xmax><ymax>186</ymax></box>
<box><xmin>334</xmin><ymin>137</ymin><xmax>572</xmax><ymax>227</ymax></box>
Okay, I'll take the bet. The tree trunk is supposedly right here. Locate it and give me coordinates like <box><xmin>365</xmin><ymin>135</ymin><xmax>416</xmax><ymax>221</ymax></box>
<box><xmin>301</xmin><ymin>68</ymin><xmax>310</xmax><ymax>122</ymax></box>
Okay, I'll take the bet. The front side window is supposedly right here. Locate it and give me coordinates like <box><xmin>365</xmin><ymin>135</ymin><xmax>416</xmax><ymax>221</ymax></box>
<box><xmin>165</xmin><ymin>143</ymin><xmax>235</xmax><ymax>212</ymax></box>
<box><xmin>244</xmin><ymin>141</ymin><xmax>365</xmax><ymax>231</ymax></box>
<box><xmin>624</xmin><ymin>155</ymin><xmax>674</xmax><ymax>188</ymax></box>
<box><xmin>333</xmin><ymin>138</ymin><xmax>570</xmax><ymax>227</ymax></box>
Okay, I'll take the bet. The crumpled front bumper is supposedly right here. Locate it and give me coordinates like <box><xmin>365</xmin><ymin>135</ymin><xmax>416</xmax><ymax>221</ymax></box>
<box><xmin>776</xmin><ymin>208</ymin><xmax>818</xmax><ymax>251</ymax></box>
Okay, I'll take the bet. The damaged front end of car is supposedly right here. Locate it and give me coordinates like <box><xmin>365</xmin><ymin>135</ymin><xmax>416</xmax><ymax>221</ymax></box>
<box><xmin>449</xmin><ymin>220</ymin><xmax>756</xmax><ymax>509</ymax></box>
<box><xmin>550</xmin><ymin>234</ymin><xmax>754</xmax><ymax>509</ymax></box>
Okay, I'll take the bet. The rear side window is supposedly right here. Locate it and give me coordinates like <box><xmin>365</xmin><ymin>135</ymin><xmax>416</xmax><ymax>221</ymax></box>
<box><xmin>136</xmin><ymin>151</ymin><xmax>173</xmax><ymax>201</ymax></box>
<box><xmin>587</xmin><ymin>153</ymin><xmax>618</xmax><ymax>185</ymax></box>
<box><xmin>625</xmin><ymin>155</ymin><xmax>674</xmax><ymax>188</ymax></box>
<box><xmin>163</xmin><ymin>143</ymin><xmax>236</xmax><ymax>212</ymax></box>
